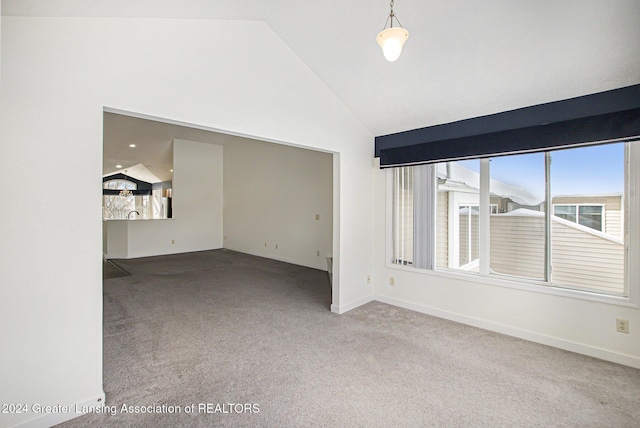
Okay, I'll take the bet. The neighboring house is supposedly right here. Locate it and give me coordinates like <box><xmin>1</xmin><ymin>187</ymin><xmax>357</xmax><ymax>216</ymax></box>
<box><xmin>435</xmin><ymin>162</ymin><xmax>542</xmax><ymax>270</ymax></box>
<box><xmin>397</xmin><ymin>162</ymin><xmax>624</xmax><ymax>294</ymax></box>
<box><xmin>552</xmin><ymin>194</ymin><xmax>623</xmax><ymax>238</ymax></box>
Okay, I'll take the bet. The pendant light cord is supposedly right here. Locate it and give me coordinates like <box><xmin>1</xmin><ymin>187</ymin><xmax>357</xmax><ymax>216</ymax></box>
<box><xmin>382</xmin><ymin>0</ymin><xmax>404</xmax><ymax>30</ymax></box>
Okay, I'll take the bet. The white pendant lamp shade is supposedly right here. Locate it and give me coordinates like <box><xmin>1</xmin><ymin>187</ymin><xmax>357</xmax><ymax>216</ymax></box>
<box><xmin>377</xmin><ymin>27</ymin><xmax>409</xmax><ymax>62</ymax></box>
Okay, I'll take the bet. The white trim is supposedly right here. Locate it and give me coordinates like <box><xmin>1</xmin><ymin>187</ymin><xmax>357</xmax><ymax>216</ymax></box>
<box><xmin>9</xmin><ymin>393</ymin><xmax>106</xmax><ymax>428</ymax></box>
<box><xmin>479</xmin><ymin>159</ymin><xmax>490</xmax><ymax>275</ymax></box>
<box><xmin>375</xmin><ymin>294</ymin><xmax>640</xmax><ymax>369</ymax></box>
<box><xmin>551</xmin><ymin>213</ymin><xmax>622</xmax><ymax>244</ymax></box>
<box><xmin>448</xmin><ymin>191</ymin><xmax>480</xmax><ymax>268</ymax></box>
<box><xmin>331</xmin><ymin>294</ymin><xmax>374</xmax><ymax>314</ymax></box>
<box><xmin>221</xmin><ymin>246</ymin><xmax>328</xmax><ymax>271</ymax></box>
<box><xmin>385</xmin><ymin>261</ymin><xmax>639</xmax><ymax>308</ymax></box>
<box><xmin>103</xmin><ymin>107</ymin><xmax>337</xmax><ymax>155</ymax></box>
<box><xmin>627</xmin><ymin>142</ymin><xmax>640</xmax><ymax>305</ymax></box>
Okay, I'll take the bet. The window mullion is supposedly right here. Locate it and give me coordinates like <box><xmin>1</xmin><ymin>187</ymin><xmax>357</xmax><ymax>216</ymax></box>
<box><xmin>468</xmin><ymin>205</ymin><xmax>472</xmax><ymax>265</ymax></box>
<box><xmin>479</xmin><ymin>159</ymin><xmax>490</xmax><ymax>275</ymax></box>
<box><xmin>545</xmin><ymin>152</ymin><xmax>552</xmax><ymax>283</ymax></box>
<box><xmin>394</xmin><ymin>169</ymin><xmax>399</xmax><ymax>263</ymax></box>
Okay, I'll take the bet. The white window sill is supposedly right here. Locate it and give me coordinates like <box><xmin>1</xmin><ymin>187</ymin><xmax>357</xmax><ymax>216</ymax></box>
<box><xmin>384</xmin><ymin>261</ymin><xmax>639</xmax><ymax>308</ymax></box>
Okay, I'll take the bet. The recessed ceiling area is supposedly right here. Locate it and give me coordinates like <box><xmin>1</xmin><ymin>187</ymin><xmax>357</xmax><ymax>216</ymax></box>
<box><xmin>103</xmin><ymin>112</ymin><xmax>266</xmax><ymax>182</ymax></box>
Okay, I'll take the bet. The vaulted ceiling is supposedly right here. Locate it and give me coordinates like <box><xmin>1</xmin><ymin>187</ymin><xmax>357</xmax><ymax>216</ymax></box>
<box><xmin>4</xmin><ymin>1</ymin><xmax>640</xmax><ymax>137</ymax></box>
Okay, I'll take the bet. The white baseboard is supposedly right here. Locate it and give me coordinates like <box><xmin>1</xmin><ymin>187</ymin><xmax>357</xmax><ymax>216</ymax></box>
<box><xmin>331</xmin><ymin>294</ymin><xmax>374</xmax><ymax>314</ymax></box>
<box><xmin>223</xmin><ymin>247</ymin><xmax>328</xmax><ymax>271</ymax></box>
<box><xmin>10</xmin><ymin>392</ymin><xmax>106</xmax><ymax>428</ymax></box>
<box><xmin>376</xmin><ymin>294</ymin><xmax>640</xmax><ymax>369</ymax></box>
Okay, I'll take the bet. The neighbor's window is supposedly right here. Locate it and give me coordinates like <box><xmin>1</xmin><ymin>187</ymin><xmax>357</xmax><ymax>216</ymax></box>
<box><xmin>549</xmin><ymin>144</ymin><xmax>625</xmax><ymax>293</ymax></box>
<box><xmin>553</xmin><ymin>205</ymin><xmax>604</xmax><ymax>232</ymax></box>
<box><xmin>553</xmin><ymin>205</ymin><xmax>577</xmax><ymax>222</ymax></box>
<box><xmin>390</xmin><ymin>142</ymin><xmax>631</xmax><ymax>297</ymax></box>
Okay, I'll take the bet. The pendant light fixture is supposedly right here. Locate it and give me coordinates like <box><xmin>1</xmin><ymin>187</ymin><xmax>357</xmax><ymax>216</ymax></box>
<box><xmin>377</xmin><ymin>0</ymin><xmax>409</xmax><ymax>62</ymax></box>
<box><xmin>119</xmin><ymin>170</ymin><xmax>133</xmax><ymax>198</ymax></box>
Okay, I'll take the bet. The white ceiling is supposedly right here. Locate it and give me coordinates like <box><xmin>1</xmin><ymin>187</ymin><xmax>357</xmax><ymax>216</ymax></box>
<box><xmin>5</xmin><ymin>0</ymin><xmax>640</xmax><ymax>137</ymax></box>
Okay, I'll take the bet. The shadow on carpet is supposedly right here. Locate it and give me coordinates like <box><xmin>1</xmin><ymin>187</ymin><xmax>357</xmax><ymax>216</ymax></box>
<box><xmin>103</xmin><ymin>259</ymin><xmax>131</xmax><ymax>280</ymax></box>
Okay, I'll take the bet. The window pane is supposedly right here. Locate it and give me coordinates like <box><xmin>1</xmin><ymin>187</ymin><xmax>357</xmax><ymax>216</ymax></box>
<box><xmin>435</xmin><ymin>160</ymin><xmax>480</xmax><ymax>270</ymax></box>
<box><xmin>577</xmin><ymin>205</ymin><xmax>603</xmax><ymax>231</ymax></box>
<box><xmin>550</xmin><ymin>144</ymin><xmax>625</xmax><ymax>293</ymax></box>
<box><xmin>103</xmin><ymin>179</ymin><xmax>137</xmax><ymax>190</ymax></box>
<box><xmin>102</xmin><ymin>194</ymin><xmax>135</xmax><ymax>220</ymax></box>
<box><xmin>489</xmin><ymin>153</ymin><xmax>546</xmax><ymax>280</ymax></box>
<box><xmin>554</xmin><ymin>205</ymin><xmax>576</xmax><ymax>222</ymax></box>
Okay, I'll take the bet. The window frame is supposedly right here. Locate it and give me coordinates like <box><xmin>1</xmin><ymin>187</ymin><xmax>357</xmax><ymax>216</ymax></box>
<box><xmin>103</xmin><ymin>179</ymin><xmax>137</xmax><ymax>191</ymax></box>
<box><xmin>385</xmin><ymin>141</ymin><xmax>640</xmax><ymax>308</ymax></box>
<box><xmin>553</xmin><ymin>204</ymin><xmax>605</xmax><ymax>232</ymax></box>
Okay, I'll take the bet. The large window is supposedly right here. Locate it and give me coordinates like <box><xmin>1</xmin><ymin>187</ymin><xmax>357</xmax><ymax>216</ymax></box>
<box><xmin>102</xmin><ymin>178</ymin><xmax>172</xmax><ymax>220</ymax></box>
<box><xmin>102</xmin><ymin>179</ymin><xmax>137</xmax><ymax>220</ymax></box>
<box><xmin>390</xmin><ymin>142</ymin><xmax>634</xmax><ymax>297</ymax></box>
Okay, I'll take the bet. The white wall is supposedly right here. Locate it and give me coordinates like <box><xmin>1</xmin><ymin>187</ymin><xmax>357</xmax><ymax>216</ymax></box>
<box><xmin>103</xmin><ymin>139</ymin><xmax>223</xmax><ymax>259</ymax></box>
<box><xmin>0</xmin><ymin>17</ymin><xmax>374</xmax><ymax>427</ymax></box>
<box><xmin>373</xmin><ymin>160</ymin><xmax>640</xmax><ymax>369</ymax></box>
<box><xmin>104</xmin><ymin>220</ymin><xmax>128</xmax><ymax>258</ymax></box>
<box><xmin>223</xmin><ymin>138</ymin><xmax>332</xmax><ymax>271</ymax></box>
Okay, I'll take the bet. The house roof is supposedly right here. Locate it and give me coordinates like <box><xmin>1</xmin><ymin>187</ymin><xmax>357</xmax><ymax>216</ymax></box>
<box><xmin>103</xmin><ymin>163</ymin><xmax>163</xmax><ymax>185</ymax></box>
<box><xmin>4</xmin><ymin>1</ymin><xmax>639</xmax><ymax>137</ymax></box>
<box><xmin>553</xmin><ymin>193</ymin><xmax>623</xmax><ymax>199</ymax></box>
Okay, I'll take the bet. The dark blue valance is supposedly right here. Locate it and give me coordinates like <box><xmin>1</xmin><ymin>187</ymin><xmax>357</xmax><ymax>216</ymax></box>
<box><xmin>375</xmin><ymin>84</ymin><xmax>640</xmax><ymax>168</ymax></box>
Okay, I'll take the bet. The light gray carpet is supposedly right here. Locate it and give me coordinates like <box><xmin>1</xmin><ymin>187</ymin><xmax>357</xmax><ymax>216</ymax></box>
<box><xmin>102</xmin><ymin>259</ymin><xmax>131</xmax><ymax>280</ymax></box>
<box><xmin>59</xmin><ymin>249</ymin><xmax>640</xmax><ymax>427</ymax></box>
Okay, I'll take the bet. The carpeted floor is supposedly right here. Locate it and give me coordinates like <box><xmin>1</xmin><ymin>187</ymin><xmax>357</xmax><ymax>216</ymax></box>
<box><xmin>102</xmin><ymin>259</ymin><xmax>131</xmax><ymax>280</ymax></box>
<box><xmin>60</xmin><ymin>249</ymin><xmax>640</xmax><ymax>427</ymax></box>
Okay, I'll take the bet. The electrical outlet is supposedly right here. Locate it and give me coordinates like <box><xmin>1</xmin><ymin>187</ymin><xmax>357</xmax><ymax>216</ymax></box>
<box><xmin>389</xmin><ymin>277</ymin><xmax>395</xmax><ymax>286</ymax></box>
<box><xmin>367</xmin><ymin>275</ymin><xmax>371</xmax><ymax>284</ymax></box>
<box><xmin>315</xmin><ymin>214</ymin><xmax>320</xmax><ymax>220</ymax></box>
<box><xmin>616</xmin><ymin>318</ymin><xmax>629</xmax><ymax>333</ymax></box>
